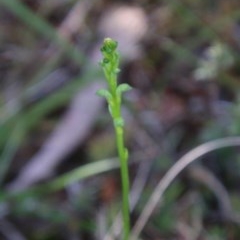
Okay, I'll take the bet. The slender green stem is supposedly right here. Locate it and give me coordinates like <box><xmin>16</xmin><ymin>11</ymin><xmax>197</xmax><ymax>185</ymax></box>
<box><xmin>115</xmin><ymin>126</ymin><xmax>130</xmax><ymax>240</ymax></box>
<box><xmin>97</xmin><ymin>38</ymin><xmax>132</xmax><ymax>240</ymax></box>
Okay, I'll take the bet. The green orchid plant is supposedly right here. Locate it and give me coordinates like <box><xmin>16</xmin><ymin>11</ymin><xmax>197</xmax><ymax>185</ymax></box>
<box><xmin>97</xmin><ymin>38</ymin><xmax>131</xmax><ymax>240</ymax></box>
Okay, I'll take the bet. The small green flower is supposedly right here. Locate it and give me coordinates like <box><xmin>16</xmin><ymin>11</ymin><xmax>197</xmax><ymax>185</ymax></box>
<box><xmin>98</xmin><ymin>38</ymin><xmax>131</xmax><ymax>118</ymax></box>
<box><xmin>100</xmin><ymin>38</ymin><xmax>120</xmax><ymax>88</ymax></box>
<box><xmin>101</xmin><ymin>38</ymin><xmax>118</xmax><ymax>54</ymax></box>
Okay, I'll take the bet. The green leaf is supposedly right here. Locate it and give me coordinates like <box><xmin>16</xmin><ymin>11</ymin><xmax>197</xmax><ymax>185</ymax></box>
<box><xmin>116</xmin><ymin>84</ymin><xmax>132</xmax><ymax>95</ymax></box>
<box><xmin>96</xmin><ymin>89</ymin><xmax>112</xmax><ymax>101</ymax></box>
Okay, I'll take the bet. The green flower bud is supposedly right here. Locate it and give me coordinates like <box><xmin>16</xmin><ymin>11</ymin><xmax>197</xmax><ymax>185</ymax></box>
<box><xmin>104</xmin><ymin>57</ymin><xmax>110</xmax><ymax>63</ymax></box>
<box><xmin>101</xmin><ymin>38</ymin><xmax>118</xmax><ymax>54</ymax></box>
